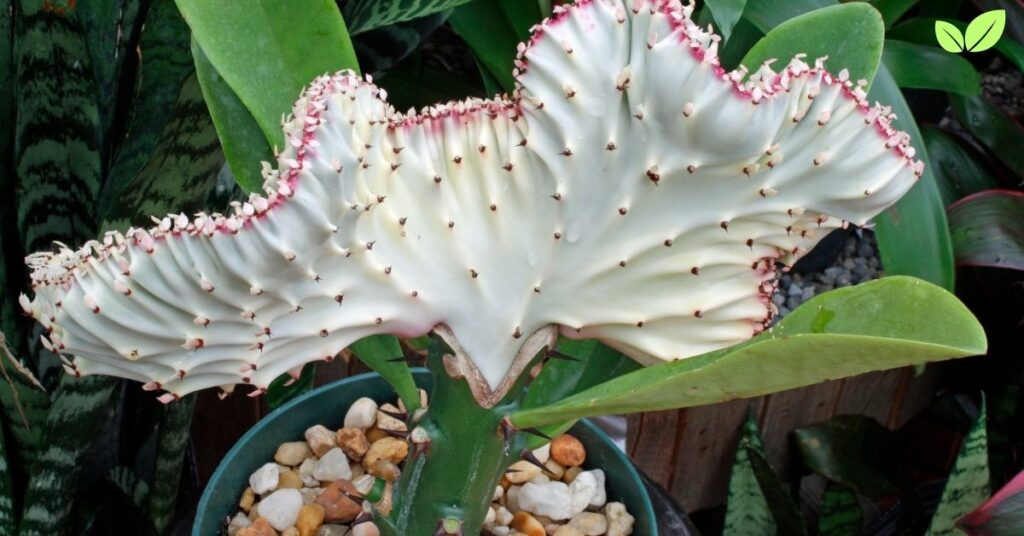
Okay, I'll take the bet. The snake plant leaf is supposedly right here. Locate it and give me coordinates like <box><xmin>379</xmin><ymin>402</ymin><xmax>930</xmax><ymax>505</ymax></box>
<box><xmin>0</xmin><ymin>422</ymin><xmax>14</xmax><ymax>534</ymax></box>
<box><xmin>965</xmin><ymin>9</ymin><xmax>1006</xmax><ymax>52</ymax></box>
<box><xmin>950</xmin><ymin>94</ymin><xmax>1024</xmax><ymax>180</ymax></box>
<box><xmin>723</xmin><ymin>414</ymin><xmax>776</xmax><ymax>536</ymax></box>
<box><xmin>510</xmin><ymin>276</ymin><xmax>985</xmax><ymax>428</ymax></box>
<box><xmin>144</xmin><ymin>394</ymin><xmax>196</xmax><ymax>533</ymax></box>
<box><xmin>818</xmin><ymin>482</ymin><xmax>862</xmax><ymax>536</ymax></box>
<box><xmin>76</xmin><ymin>0</ymin><xmax>142</xmax><ymax>139</ymax></box>
<box><xmin>922</xmin><ymin>125</ymin><xmax>999</xmax><ymax>207</ymax></box>
<box><xmin>0</xmin><ymin>334</ymin><xmax>49</xmax><ymax>468</ymax></box>
<box><xmin>740</xmin><ymin>3</ymin><xmax>885</xmax><ymax>87</ymax></box>
<box><xmin>175</xmin><ymin>0</ymin><xmax>359</xmax><ymax>151</ymax></box>
<box><xmin>948</xmin><ymin>190</ymin><xmax>1024</xmax><ymax>271</ymax></box>
<box><xmin>101</xmin><ymin>0</ymin><xmax>195</xmax><ymax>214</ymax></box>
<box><xmin>883</xmin><ymin>40</ymin><xmax>981</xmax><ymax>95</ymax></box>
<box><xmin>704</xmin><ymin>0</ymin><xmax>747</xmax><ymax>42</ymax></box>
<box><xmin>342</xmin><ymin>0</ymin><xmax>472</xmax><ymax>35</ymax></box>
<box><xmin>957</xmin><ymin>468</ymin><xmax>1024</xmax><ymax>535</ymax></box>
<box><xmin>926</xmin><ymin>399</ymin><xmax>991</xmax><ymax>536</ymax></box>
<box><xmin>24</xmin><ymin>0</ymin><xmax>925</xmax><ymax>408</ymax></box>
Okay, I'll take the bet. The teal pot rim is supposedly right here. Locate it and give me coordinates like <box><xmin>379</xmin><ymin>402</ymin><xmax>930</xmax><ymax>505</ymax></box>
<box><xmin>193</xmin><ymin>369</ymin><xmax>657</xmax><ymax>535</ymax></box>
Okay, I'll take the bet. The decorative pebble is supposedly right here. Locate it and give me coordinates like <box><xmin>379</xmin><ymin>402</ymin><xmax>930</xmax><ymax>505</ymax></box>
<box><xmin>550</xmin><ymin>435</ymin><xmax>586</xmax><ymax>467</ymax></box>
<box><xmin>315</xmin><ymin>480</ymin><xmax>362</xmax><ymax>523</ymax></box>
<box><xmin>505</xmin><ymin>460</ymin><xmax>543</xmax><ymax>484</ymax></box>
<box><xmin>282</xmin><ymin>528</ymin><xmax>299</xmax><ymax>536</ymax></box>
<box><xmin>300</xmin><ymin>487</ymin><xmax>322</xmax><ymax>505</ymax></box>
<box><xmin>511</xmin><ymin>511</ymin><xmax>546</xmax><ymax>536</ymax></box>
<box><xmin>586</xmin><ymin>470</ymin><xmax>606</xmax><ymax>507</ymax></box>
<box><xmin>257</xmin><ymin>488</ymin><xmax>303</xmax><ymax>531</ymax></box>
<box><xmin>305</xmin><ymin>425</ymin><xmax>337</xmax><ymax>458</ymax></box>
<box><xmin>604</xmin><ymin>502</ymin><xmax>635</xmax><ymax>536</ymax></box>
<box><xmin>366</xmin><ymin>459</ymin><xmax>400</xmax><ymax>481</ymax></box>
<box><xmin>517</xmin><ymin>481</ymin><xmax>575</xmax><ymax>520</ymax></box>
<box><xmin>351</xmin><ymin>522</ymin><xmax>380</xmax><ymax>536</ymax></box>
<box><xmin>298</xmin><ymin>458</ymin><xmax>319</xmax><ymax>487</ymax></box>
<box><xmin>569</xmin><ymin>512</ymin><xmax>608</xmax><ymax>535</ymax></box>
<box><xmin>250</xmin><ymin>463</ymin><xmax>280</xmax><ymax>495</ymax></box>
<box><xmin>363</xmin><ymin>437</ymin><xmax>409</xmax><ymax>467</ymax></box>
<box><xmin>314</xmin><ymin>525</ymin><xmax>347</xmax><ymax>536</ymax></box>
<box><xmin>313</xmin><ymin>448</ymin><xmax>351</xmax><ymax>482</ymax></box>
<box><xmin>344</xmin><ymin>398</ymin><xmax>378</xmax><ymax>429</ymax></box>
<box><xmin>277</xmin><ymin>470</ymin><xmax>303</xmax><ymax>490</ymax></box>
<box><xmin>275</xmin><ymin>442</ymin><xmax>311</xmax><ymax>466</ymax></box>
<box><xmin>240</xmin><ymin>487</ymin><xmax>256</xmax><ymax>512</ymax></box>
<box><xmin>336</xmin><ymin>427</ymin><xmax>369</xmax><ymax>461</ymax></box>
<box><xmin>494</xmin><ymin>505</ymin><xmax>514</xmax><ymax>527</ymax></box>
<box><xmin>227</xmin><ymin>512</ymin><xmax>252</xmax><ymax>536</ymax></box>
<box><xmin>568</xmin><ymin>470</ymin><xmax>597</xmax><ymax>514</ymax></box>
<box><xmin>237</xmin><ymin>517</ymin><xmax>277</xmax><ymax>536</ymax></box>
<box><xmin>533</xmin><ymin>443</ymin><xmax>550</xmax><ymax>464</ymax></box>
<box><xmin>375</xmin><ymin>403</ymin><xmax>408</xmax><ymax>432</ymax></box>
<box><xmin>553</xmin><ymin>526</ymin><xmax>585</xmax><ymax>536</ymax></box>
<box><xmin>295</xmin><ymin>503</ymin><xmax>325</xmax><ymax>536</ymax></box>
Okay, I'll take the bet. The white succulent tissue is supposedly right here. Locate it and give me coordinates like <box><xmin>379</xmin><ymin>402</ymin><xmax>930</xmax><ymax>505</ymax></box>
<box><xmin>21</xmin><ymin>0</ymin><xmax>922</xmax><ymax>406</ymax></box>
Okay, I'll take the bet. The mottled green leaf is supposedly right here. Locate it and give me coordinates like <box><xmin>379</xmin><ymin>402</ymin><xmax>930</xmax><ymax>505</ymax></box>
<box><xmin>819</xmin><ymin>482</ymin><xmax>862</xmax><ymax>536</ymax></box>
<box><xmin>965</xmin><ymin>10</ymin><xmax>1006</xmax><ymax>52</ymax></box>
<box><xmin>343</xmin><ymin>0</ymin><xmax>471</xmax><ymax>35</ymax></box>
<box><xmin>795</xmin><ymin>415</ymin><xmax>902</xmax><ymax>497</ymax></box>
<box><xmin>950</xmin><ymin>94</ymin><xmax>1024</xmax><ymax>180</ymax></box>
<box><xmin>175</xmin><ymin>0</ymin><xmax>359</xmax><ymax>151</ymax></box>
<box><xmin>740</xmin><ymin>3</ymin><xmax>884</xmax><ymax>88</ymax></box>
<box><xmin>870</xmin><ymin>67</ymin><xmax>957</xmax><ymax>291</ymax></box>
<box><xmin>376</xmin><ymin>58</ymin><xmax>486</xmax><ymax>112</ymax></box>
<box><xmin>705</xmin><ymin>0</ymin><xmax>747</xmax><ymax>42</ymax></box>
<box><xmin>0</xmin><ymin>421</ymin><xmax>14</xmax><ymax>534</ymax></box>
<box><xmin>110</xmin><ymin>465</ymin><xmax>150</xmax><ymax>509</ymax></box>
<box><xmin>921</xmin><ymin>125</ymin><xmax>999</xmax><ymax>207</ymax></box>
<box><xmin>948</xmin><ymin>190</ymin><xmax>1024</xmax><ymax>271</ymax></box>
<box><xmin>935</xmin><ymin>20</ymin><xmax>967</xmax><ymax>52</ymax></box>
<box><xmin>100</xmin><ymin>0</ymin><xmax>194</xmax><ymax>214</ymax></box>
<box><xmin>349</xmin><ymin>335</ymin><xmax>421</xmax><ymax>413</ymax></box>
<box><xmin>145</xmin><ymin>394</ymin><xmax>196</xmax><ymax>533</ymax></box>
<box><xmin>510</xmin><ymin>277</ymin><xmax>985</xmax><ymax>428</ymax></box>
<box><xmin>957</xmin><ymin>468</ymin><xmax>1024</xmax><ymax>535</ymax></box>
<box><xmin>926</xmin><ymin>400</ymin><xmax>991</xmax><ymax>535</ymax></box>
<box><xmin>77</xmin><ymin>0</ymin><xmax>142</xmax><ymax>139</ymax></box>
<box><xmin>0</xmin><ymin>334</ymin><xmax>49</xmax><ymax>469</ymax></box>
<box><xmin>883</xmin><ymin>39</ymin><xmax>981</xmax><ymax>95</ymax></box>
<box><xmin>725</xmin><ymin>415</ymin><xmax>775</xmax><ymax>536</ymax></box>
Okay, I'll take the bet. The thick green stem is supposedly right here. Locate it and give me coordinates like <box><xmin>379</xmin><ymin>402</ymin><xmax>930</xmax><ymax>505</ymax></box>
<box><xmin>380</xmin><ymin>356</ymin><xmax>526</xmax><ymax>535</ymax></box>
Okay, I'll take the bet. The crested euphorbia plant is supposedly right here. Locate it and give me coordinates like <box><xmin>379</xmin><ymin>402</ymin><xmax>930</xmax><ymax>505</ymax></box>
<box><xmin>19</xmin><ymin>0</ymin><xmax>985</xmax><ymax>534</ymax></box>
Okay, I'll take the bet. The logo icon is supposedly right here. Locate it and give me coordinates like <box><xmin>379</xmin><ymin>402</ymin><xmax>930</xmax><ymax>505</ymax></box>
<box><xmin>935</xmin><ymin>10</ymin><xmax>1006</xmax><ymax>53</ymax></box>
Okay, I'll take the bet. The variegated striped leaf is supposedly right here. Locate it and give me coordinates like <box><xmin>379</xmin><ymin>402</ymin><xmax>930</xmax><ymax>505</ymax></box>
<box><xmin>343</xmin><ymin>0</ymin><xmax>473</xmax><ymax>35</ymax></box>
<box><xmin>144</xmin><ymin>394</ymin><xmax>195</xmax><ymax>533</ymax></box>
<box><xmin>724</xmin><ymin>413</ymin><xmax>775</xmax><ymax>536</ymax></box>
<box><xmin>0</xmin><ymin>334</ymin><xmax>49</xmax><ymax>468</ymax></box>
<box><xmin>0</xmin><ymin>418</ymin><xmax>15</xmax><ymax>535</ymax></box>
<box><xmin>77</xmin><ymin>0</ymin><xmax>142</xmax><ymax>139</ymax></box>
<box><xmin>926</xmin><ymin>400</ymin><xmax>991</xmax><ymax>536</ymax></box>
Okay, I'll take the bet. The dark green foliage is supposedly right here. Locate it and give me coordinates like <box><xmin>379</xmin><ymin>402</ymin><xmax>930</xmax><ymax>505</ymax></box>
<box><xmin>927</xmin><ymin>401</ymin><xmax>991</xmax><ymax>535</ymax></box>
<box><xmin>343</xmin><ymin>0</ymin><xmax>472</xmax><ymax>34</ymax></box>
<box><xmin>795</xmin><ymin>415</ymin><xmax>903</xmax><ymax>498</ymax></box>
<box><xmin>819</xmin><ymin>483</ymin><xmax>862</xmax><ymax>536</ymax></box>
<box><xmin>145</xmin><ymin>395</ymin><xmax>196</xmax><ymax>533</ymax></box>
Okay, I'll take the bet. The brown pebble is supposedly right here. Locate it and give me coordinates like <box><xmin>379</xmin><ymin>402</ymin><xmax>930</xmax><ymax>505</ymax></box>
<box><xmin>367</xmin><ymin>460</ymin><xmax>401</xmax><ymax>481</ymax></box>
<box><xmin>237</xmin><ymin>517</ymin><xmax>278</xmax><ymax>536</ymax></box>
<box><xmin>240</xmin><ymin>487</ymin><xmax>256</xmax><ymax>512</ymax></box>
<box><xmin>277</xmin><ymin>470</ymin><xmax>302</xmax><ymax>490</ymax></box>
<box><xmin>336</xmin><ymin>427</ymin><xmax>369</xmax><ymax>461</ymax></box>
<box><xmin>363</xmin><ymin>437</ymin><xmax>409</xmax><ymax>468</ymax></box>
<box><xmin>550</xmin><ymin>434</ymin><xmax>586</xmax><ymax>467</ymax></box>
<box><xmin>295</xmin><ymin>503</ymin><xmax>325</xmax><ymax>536</ymax></box>
<box><xmin>365</xmin><ymin>426</ymin><xmax>389</xmax><ymax>443</ymax></box>
<box><xmin>305</xmin><ymin>425</ymin><xmax>337</xmax><ymax>458</ymax></box>
<box><xmin>512</xmin><ymin>511</ymin><xmax>546</xmax><ymax>536</ymax></box>
<box><xmin>315</xmin><ymin>480</ymin><xmax>362</xmax><ymax>523</ymax></box>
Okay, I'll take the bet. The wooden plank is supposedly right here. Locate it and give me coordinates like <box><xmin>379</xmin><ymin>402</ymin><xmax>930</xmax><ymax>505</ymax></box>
<box><xmin>191</xmin><ymin>388</ymin><xmax>262</xmax><ymax>482</ymax></box>
<box><xmin>757</xmin><ymin>380</ymin><xmax>843</xmax><ymax>479</ymax></box>
<box><xmin>833</xmin><ymin>368</ymin><xmax>905</xmax><ymax>425</ymax></box>
<box><xmin>626</xmin><ymin>409</ymin><xmax>686</xmax><ymax>490</ymax></box>
<box><xmin>890</xmin><ymin>362</ymin><xmax>951</xmax><ymax>428</ymax></box>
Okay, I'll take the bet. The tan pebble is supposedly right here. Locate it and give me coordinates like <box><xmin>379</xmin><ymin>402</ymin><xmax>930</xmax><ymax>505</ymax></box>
<box><xmin>295</xmin><ymin>503</ymin><xmax>325</xmax><ymax>536</ymax></box>
<box><xmin>363</xmin><ymin>437</ymin><xmax>409</xmax><ymax>467</ymax></box>
<box><xmin>277</xmin><ymin>470</ymin><xmax>302</xmax><ymax>490</ymax></box>
<box><xmin>305</xmin><ymin>425</ymin><xmax>337</xmax><ymax>458</ymax></box>
<box><xmin>351</xmin><ymin>521</ymin><xmax>380</xmax><ymax>536</ymax></box>
<box><xmin>237</xmin><ymin>517</ymin><xmax>278</xmax><ymax>536</ymax></box>
<box><xmin>563</xmin><ymin>466</ymin><xmax>583</xmax><ymax>484</ymax></box>
<box><xmin>544</xmin><ymin>459</ymin><xmax>566</xmax><ymax>480</ymax></box>
<box><xmin>274</xmin><ymin>442</ymin><xmax>312</xmax><ymax>466</ymax></box>
<box><xmin>505</xmin><ymin>460</ymin><xmax>542</xmax><ymax>484</ymax></box>
<box><xmin>282</xmin><ymin>528</ymin><xmax>299</xmax><ymax>536</ymax></box>
<box><xmin>365</xmin><ymin>426</ymin><xmax>389</xmax><ymax>443</ymax></box>
<box><xmin>367</xmin><ymin>460</ymin><xmax>401</xmax><ymax>481</ymax></box>
<box><xmin>240</xmin><ymin>487</ymin><xmax>256</xmax><ymax>512</ymax></box>
<box><xmin>300</xmin><ymin>488</ymin><xmax>322</xmax><ymax>505</ymax></box>
<box><xmin>375</xmin><ymin>404</ymin><xmax>408</xmax><ymax>432</ymax></box>
<box><xmin>315</xmin><ymin>480</ymin><xmax>361</xmax><ymax>523</ymax></box>
<box><xmin>604</xmin><ymin>502</ymin><xmax>634</xmax><ymax>536</ymax></box>
<box><xmin>493</xmin><ymin>485</ymin><xmax>505</xmax><ymax>502</ymax></box>
<box><xmin>550</xmin><ymin>435</ymin><xmax>586</xmax><ymax>467</ymax></box>
<box><xmin>553</xmin><ymin>526</ymin><xmax>584</xmax><ymax>536</ymax></box>
<box><xmin>336</xmin><ymin>427</ymin><xmax>369</xmax><ymax>461</ymax></box>
<box><xmin>511</xmin><ymin>511</ymin><xmax>546</xmax><ymax>536</ymax></box>
<box><xmin>569</xmin><ymin>512</ymin><xmax>608</xmax><ymax>535</ymax></box>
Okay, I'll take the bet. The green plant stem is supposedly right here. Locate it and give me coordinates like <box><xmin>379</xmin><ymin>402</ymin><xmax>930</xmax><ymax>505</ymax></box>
<box><xmin>381</xmin><ymin>354</ymin><xmax>526</xmax><ymax>535</ymax></box>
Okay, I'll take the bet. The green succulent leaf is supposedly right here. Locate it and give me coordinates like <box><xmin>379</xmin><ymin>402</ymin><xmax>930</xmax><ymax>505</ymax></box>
<box><xmin>349</xmin><ymin>335</ymin><xmax>421</xmax><ymax>413</ymax></box>
<box><xmin>449</xmin><ymin>0</ymin><xmax>545</xmax><ymax>92</ymax></box>
<box><xmin>509</xmin><ymin>277</ymin><xmax>985</xmax><ymax>428</ymax></box>
<box><xmin>742</xmin><ymin>0</ymin><xmax>833</xmax><ymax>33</ymax></box>
<box><xmin>926</xmin><ymin>399</ymin><xmax>991</xmax><ymax>536</ymax></box>
<box><xmin>870</xmin><ymin>0</ymin><xmax>920</xmax><ymax>28</ymax></box>
<box><xmin>175</xmin><ymin>0</ymin><xmax>359</xmax><ymax>152</ymax></box>
<box><xmin>965</xmin><ymin>10</ymin><xmax>1006</xmax><ymax>52</ymax></box>
<box><xmin>948</xmin><ymin>190</ymin><xmax>1024</xmax><ymax>272</ymax></box>
<box><xmin>795</xmin><ymin>415</ymin><xmax>902</xmax><ymax>497</ymax></box>
<box><xmin>891</xmin><ymin>18</ymin><xmax>1024</xmax><ymax>72</ymax></box>
<box><xmin>342</xmin><ymin>0</ymin><xmax>471</xmax><ymax>35</ymax></box>
<box><xmin>109</xmin><ymin>466</ymin><xmax>150</xmax><ymax>510</ymax></box>
<box><xmin>935</xmin><ymin>20</ymin><xmax>967</xmax><ymax>52</ymax></box>
<box><xmin>145</xmin><ymin>395</ymin><xmax>196</xmax><ymax>532</ymax></box>
<box><xmin>704</xmin><ymin>0</ymin><xmax>747</xmax><ymax>43</ymax></box>
<box><xmin>950</xmin><ymin>94</ymin><xmax>1024</xmax><ymax>181</ymax></box>
<box><xmin>819</xmin><ymin>482</ymin><xmax>862</xmax><ymax>536</ymax></box>
<box><xmin>740</xmin><ymin>3</ymin><xmax>885</xmax><ymax>87</ymax></box>
<box><xmin>883</xmin><ymin>39</ymin><xmax>981</xmax><ymax>95</ymax></box>
<box><xmin>266</xmin><ymin>363</ymin><xmax>316</xmax><ymax>411</ymax></box>
<box><xmin>921</xmin><ymin>125</ymin><xmax>999</xmax><ymax>207</ymax></box>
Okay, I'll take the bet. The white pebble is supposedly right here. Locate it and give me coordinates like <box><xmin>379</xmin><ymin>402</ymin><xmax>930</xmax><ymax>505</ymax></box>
<box><xmin>604</xmin><ymin>502</ymin><xmax>635</xmax><ymax>536</ymax></box>
<box><xmin>518</xmin><ymin>480</ymin><xmax>576</xmax><ymax>520</ymax></box>
<box><xmin>568</xmin><ymin>470</ymin><xmax>598</xmax><ymax>514</ymax></box>
<box><xmin>351</xmin><ymin>521</ymin><xmax>380</xmax><ymax>536</ymax></box>
<box><xmin>226</xmin><ymin>512</ymin><xmax>251</xmax><ymax>536</ymax></box>
<box><xmin>344</xmin><ymin>397</ymin><xmax>378</xmax><ymax>429</ymax></box>
<box><xmin>248</xmin><ymin>462</ymin><xmax>279</xmax><ymax>495</ymax></box>
<box><xmin>495</xmin><ymin>506</ymin><xmax>514</xmax><ymax>527</ymax></box>
<box><xmin>257</xmin><ymin>488</ymin><xmax>303</xmax><ymax>531</ymax></box>
<box><xmin>533</xmin><ymin>443</ymin><xmax>551</xmax><ymax>464</ymax></box>
<box><xmin>274</xmin><ymin>441</ymin><xmax>311</xmax><ymax>466</ymax></box>
<box><xmin>585</xmin><ymin>469</ymin><xmax>607</xmax><ymax>507</ymax></box>
<box><xmin>313</xmin><ymin>448</ymin><xmax>352</xmax><ymax>482</ymax></box>
<box><xmin>570</xmin><ymin>512</ymin><xmax>608</xmax><ymax>535</ymax></box>
<box><xmin>298</xmin><ymin>458</ymin><xmax>319</xmax><ymax>487</ymax></box>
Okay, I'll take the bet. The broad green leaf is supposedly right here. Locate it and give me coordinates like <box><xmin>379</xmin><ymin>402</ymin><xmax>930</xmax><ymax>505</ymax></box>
<box><xmin>950</xmin><ymin>94</ymin><xmax>1024</xmax><ymax>180</ymax></box>
<box><xmin>965</xmin><ymin>10</ymin><xmax>1006</xmax><ymax>52</ymax></box>
<box><xmin>509</xmin><ymin>277</ymin><xmax>985</xmax><ymax>428</ymax></box>
<box><xmin>819</xmin><ymin>482</ymin><xmax>862</xmax><ymax>536</ymax></box>
<box><xmin>175</xmin><ymin>0</ymin><xmax>359</xmax><ymax>152</ymax></box>
<box><xmin>926</xmin><ymin>400</ymin><xmax>991</xmax><ymax>536</ymax></box>
<box><xmin>921</xmin><ymin>125</ymin><xmax>999</xmax><ymax>206</ymax></box>
<box><xmin>883</xmin><ymin>39</ymin><xmax>981</xmax><ymax>95</ymax></box>
<box><xmin>795</xmin><ymin>415</ymin><xmax>902</xmax><ymax>497</ymax></box>
<box><xmin>957</xmin><ymin>469</ymin><xmax>1024</xmax><ymax>535</ymax></box>
<box><xmin>740</xmin><ymin>3</ymin><xmax>885</xmax><ymax>87</ymax></box>
<box><xmin>870</xmin><ymin>67</ymin><xmax>957</xmax><ymax>291</ymax></box>
<box><xmin>892</xmin><ymin>18</ymin><xmax>1024</xmax><ymax>72</ymax></box>
<box><xmin>871</xmin><ymin>0</ymin><xmax>919</xmax><ymax>28</ymax></box>
<box><xmin>191</xmin><ymin>42</ymin><xmax>272</xmax><ymax>192</ymax></box>
<box><xmin>720</xmin><ymin>18</ymin><xmax>764</xmax><ymax>70</ymax></box>
<box><xmin>948</xmin><ymin>190</ymin><xmax>1024</xmax><ymax>271</ymax></box>
<box><xmin>100</xmin><ymin>0</ymin><xmax>195</xmax><ymax>215</ymax></box>
<box><xmin>342</xmin><ymin>0</ymin><xmax>472</xmax><ymax>35</ymax></box>
<box><xmin>449</xmin><ymin>0</ymin><xmax>531</xmax><ymax>92</ymax></box>
<box><xmin>705</xmin><ymin>0</ymin><xmax>747</xmax><ymax>42</ymax></box>
<box><xmin>266</xmin><ymin>363</ymin><xmax>317</xmax><ymax>411</ymax></box>
<box><xmin>724</xmin><ymin>415</ymin><xmax>775</xmax><ymax>536</ymax></box>
<box><xmin>353</xmin><ymin>11</ymin><xmax>450</xmax><ymax>74</ymax></box>
<box><xmin>742</xmin><ymin>0</ymin><xmax>833</xmax><ymax>32</ymax></box>
<box><xmin>77</xmin><ymin>0</ymin><xmax>143</xmax><ymax>140</ymax></box>
<box><xmin>935</xmin><ymin>20</ymin><xmax>967</xmax><ymax>52</ymax></box>
<box><xmin>0</xmin><ymin>422</ymin><xmax>14</xmax><ymax>534</ymax></box>
<box><xmin>523</xmin><ymin>339</ymin><xmax>641</xmax><ymax>410</ymax></box>
<box><xmin>145</xmin><ymin>394</ymin><xmax>196</xmax><ymax>532</ymax></box>
<box><xmin>349</xmin><ymin>335</ymin><xmax>421</xmax><ymax>412</ymax></box>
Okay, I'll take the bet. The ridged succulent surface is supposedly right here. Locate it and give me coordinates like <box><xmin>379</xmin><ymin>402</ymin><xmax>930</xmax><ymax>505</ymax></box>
<box><xmin>22</xmin><ymin>0</ymin><xmax>922</xmax><ymax>405</ymax></box>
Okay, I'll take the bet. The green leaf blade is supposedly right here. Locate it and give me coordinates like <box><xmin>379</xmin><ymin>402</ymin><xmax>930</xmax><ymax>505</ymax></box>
<box><xmin>926</xmin><ymin>400</ymin><xmax>991</xmax><ymax>535</ymax></box>
<box><xmin>349</xmin><ymin>335</ymin><xmax>421</xmax><ymax>412</ymax></box>
<box><xmin>966</xmin><ymin>10</ymin><xmax>1006</xmax><ymax>52</ymax></box>
<box><xmin>819</xmin><ymin>482</ymin><xmax>862</xmax><ymax>536</ymax></box>
<box><xmin>705</xmin><ymin>0</ymin><xmax>748</xmax><ymax>43</ymax></box>
<box><xmin>724</xmin><ymin>415</ymin><xmax>776</xmax><ymax>536</ymax></box>
<box><xmin>343</xmin><ymin>0</ymin><xmax>472</xmax><ymax>35</ymax></box>
<box><xmin>948</xmin><ymin>190</ymin><xmax>1024</xmax><ymax>271</ymax></box>
<box><xmin>883</xmin><ymin>39</ymin><xmax>981</xmax><ymax>95</ymax></box>
<box><xmin>935</xmin><ymin>20</ymin><xmax>966</xmax><ymax>52</ymax></box>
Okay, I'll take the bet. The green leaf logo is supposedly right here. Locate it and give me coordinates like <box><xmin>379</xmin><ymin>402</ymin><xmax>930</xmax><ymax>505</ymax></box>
<box><xmin>936</xmin><ymin>10</ymin><xmax>1006</xmax><ymax>53</ymax></box>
